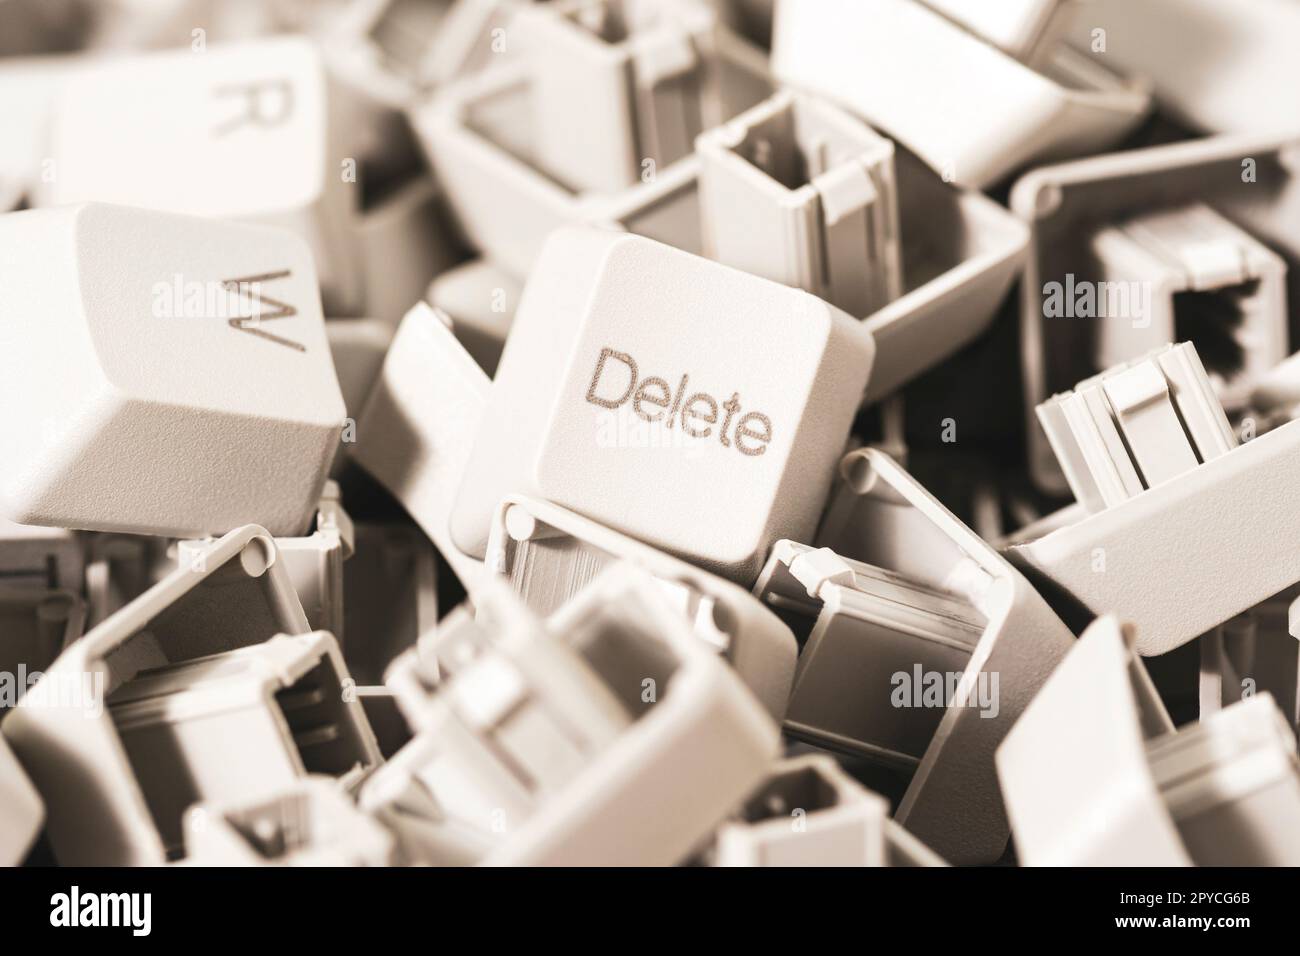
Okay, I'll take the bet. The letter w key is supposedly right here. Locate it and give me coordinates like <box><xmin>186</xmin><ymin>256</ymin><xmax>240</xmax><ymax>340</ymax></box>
<box><xmin>223</xmin><ymin>270</ymin><xmax>306</xmax><ymax>352</ymax></box>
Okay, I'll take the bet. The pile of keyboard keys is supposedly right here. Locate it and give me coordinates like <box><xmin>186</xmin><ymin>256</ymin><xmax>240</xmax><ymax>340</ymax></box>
<box><xmin>3</xmin><ymin>0</ymin><xmax>1300</xmax><ymax>867</ymax></box>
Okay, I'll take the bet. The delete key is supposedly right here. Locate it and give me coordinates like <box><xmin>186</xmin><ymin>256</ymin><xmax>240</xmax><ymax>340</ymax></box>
<box><xmin>451</xmin><ymin>226</ymin><xmax>876</xmax><ymax>582</ymax></box>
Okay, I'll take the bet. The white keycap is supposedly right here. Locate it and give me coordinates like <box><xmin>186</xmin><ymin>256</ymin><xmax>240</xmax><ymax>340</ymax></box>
<box><xmin>0</xmin><ymin>732</ymin><xmax>43</xmax><ymax>866</ymax></box>
<box><xmin>1035</xmin><ymin>342</ymin><xmax>1237</xmax><ymax>514</ymax></box>
<box><xmin>0</xmin><ymin>203</ymin><xmax>345</xmax><ymax>538</ymax></box>
<box><xmin>179</xmin><ymin>481</ymin><xmax>354</xmax><ymax>639</ymax></box>
<box><xmin>352</xmin><ymin>302</ymin><xmax>489</xmax><ymax>589</ymax></box>
<box><xmin>39</xmin><ymin>37</ymin><xmax>362</xmax><ymax>314</ymax></box>
<box><xmin>1063</xmin><ymin>0</ymin><xmax>1300</xmax><ymax>136</ymax></box>
<box><xmin>426</xmin><ymin>257</ymin><xmax>523</xmax><ymax>376</ymax></box>
<box><xmin>450</xmin><ymin>225</ymin><xmax>875</xmax><ymax>582</ymax></box>
<box><xmin>772</xmin><ymin>0</ymin><xmax>1149</xmax><ymax>189</ymax></box>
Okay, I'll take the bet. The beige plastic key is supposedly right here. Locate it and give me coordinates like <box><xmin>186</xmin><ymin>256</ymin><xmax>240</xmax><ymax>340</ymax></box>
<box><xmin>1004</xmin><ymin>345</ymin><xmax>1300</xmax><ymax>659</ymax></box>
<box><xmin>713</xmin><ymin>755</ymin><xmax>889</xmax><ymax>866</ymax></box>
<box><xmin>39</xmin><ymin>37</ymin><xmax>362</xmax><ymax>314</ymax></box>
<box><xmin>996</xmin><ymin>616</ymin><xmax>1186</xmax><ymax>866</ymax></box>
<box><xmin>1147</xmin><ymin>694</ymin><xmax>1300</xmax><ymax>866</ymax></box>
<box><xmin>451</xmin><ymin>226</ymin><xmax>875</xmax><ymax>583</ymax></box>
<box><xmin>606</xmin><ymin>91</ymin><xmax>1028</xmax><ymax>405</ymax></box>
<box><xmin>352</xmin><ymin>302</ymin><xmax>490</xmax><ymax>589</ymax></box>
<box><xmin>426</xmin><ymin>259</ymin><xmax>523</xmax><ymax>376</ymax></box>
<box><xmin>0</xmin><ymin>204</ymin><xmax>345</xmax><ymax>539</ymax></box>
<box><xmin>413</xmin><ymin>11</ymin><xmax>772</xmax><ymax>278</ymax></box>
<box><xmin>104</xmin><ymin>630</ymin><xmax>379</xmax><ymax>861</ymax></box>
<box><xmin>1008</xmin><ymin>412</ymin><xmax>1300</xmax><ymax>656</ymax></box>
<box><xmin>755</xmin><ymin>541</ymin><xmax>986</xmax><ymax>770</ymax></box>
<box><xmin>0</xmin><ymin>587</ymin><xmax>86</xmax><ymax>709</ymax></box>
